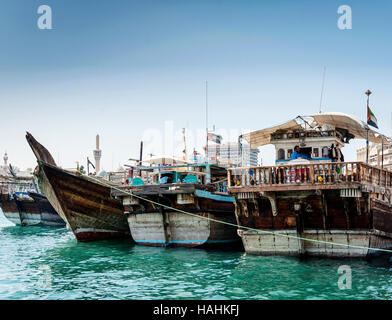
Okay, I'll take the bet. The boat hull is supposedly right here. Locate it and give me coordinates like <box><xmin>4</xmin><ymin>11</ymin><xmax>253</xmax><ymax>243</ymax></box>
<box><xmin>238</xmin><ymin>229</ymin><xmax>392</xmax><ymax>257</ymax></box>
<box><xmin>0</xmin><ymin>193</ymin><xmax>65</xmax><ymax>226</ymax></box>
<box><xmin>128</xmin><ymin>209</ymin><xmax>239</xmax><ymax>247</ymax></box>
<box><xmin>0</xmin><ymin>193</ymin><xmax>21</xmax><ymax>224</ymax></box>
<box><xmin>28</xmin><ymin>192</ymin><xmax>65</xmax><ymax>226</ymax></box>
<box><xmin>39</xmin><ymin>163</ymin><xmax>130</xmax><ymax>241</ymax></box>
<box><xmin>119</xmin><ymin>186</ymin><xmax>240</xmax><ymax>248</ymax></box>
<box><xmin>233</xmin><ymin>190</ymin><xmax>392</xmax><ymax>258</ymax></box>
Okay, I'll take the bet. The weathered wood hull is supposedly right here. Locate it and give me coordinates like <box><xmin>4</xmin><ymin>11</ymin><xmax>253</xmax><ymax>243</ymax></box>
<box><xmin>234</xmin><ymin>190</ymin><xmax>392</xmax><ymax>258</ymax></box>
<box><xmin>38</xmin><ymin>163</ymin><xmax>130</xmax><ymax>241</ymax></box>
<box><xmin>0</xmin><ymin>194</ymin><xmax>21</xmax><ymax>225</ymax></box>
<box><xmin>25</xmin><ymin>132</ymin><xmax>130</xmax><ymax>240</ymax></box>
<box><xmin>0</xmin><ymin>192</ymin><xmax>65</xmax><ymax>226</ymax></box>
<box><xmin>28</xmin><ymin>192</ymin><xmax>65</xmax><ymax>226</ymax></box>
<box><xmin>118</xmin><ymin>185</ymin><xmax>240</xmax><ymax>248</ymax></box>
<box><xmin>128</xmin><ymin>209</ymin><xmax>239</xmax><ymax>248</ymax></box>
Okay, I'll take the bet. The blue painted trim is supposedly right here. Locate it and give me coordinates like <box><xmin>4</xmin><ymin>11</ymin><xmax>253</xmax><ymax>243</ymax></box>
<box><xmin>194</xmin><ymin>189</ymin><xmax>234</xmax><ymax>202</ymax></box>
<box><xmin>21</xmin><ymin>217</ymin><xmax>42</xmax><ymax>221</ymax></box>
<box><xmin>276</xmin><ymin>157</ymin><xmax>330</xmax><ymax>163</ymax></box>
<box><xmin>135</xmin><ymin>239</ymin><xmax>239</xmax><ymax>244</ymax></box>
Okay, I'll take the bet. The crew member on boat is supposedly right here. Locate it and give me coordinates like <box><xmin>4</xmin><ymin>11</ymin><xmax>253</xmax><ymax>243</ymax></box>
<box><xmin>290</xmin><ymin>146</ymin><xmax>309</xmax><ymax>160</ymax></box>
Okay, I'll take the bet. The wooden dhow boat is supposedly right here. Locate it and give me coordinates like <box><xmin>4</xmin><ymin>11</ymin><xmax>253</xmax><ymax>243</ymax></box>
<box><xmin>0</xmin><ymin>182</ymin><xmax>64</xmax><ymax>227</ymax></box>
<box><xmin>0</xmin><ymin>166</ymin><xmax>64</xmax><ymax>227</ymax></box>
<box><xmin>26</xmin><ymin>132</ymin><xmax>130</xmax><ymax>241</ymax></box>
<box><xmin>111</xmin><ymin>163</ymin><xmax>240</xmax><ymax>247</ymax></box>
<box><xmin>228</xmin><ymin>112</ymin><xmax>392</xmax><ymax>258</ymax></box>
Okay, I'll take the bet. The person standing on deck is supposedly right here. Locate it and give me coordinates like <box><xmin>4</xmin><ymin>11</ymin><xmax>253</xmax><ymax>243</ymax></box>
<box><xmin>290</xmin><ymin>146</ymin><xmax>309</xmax><ymax>160</ymax></box>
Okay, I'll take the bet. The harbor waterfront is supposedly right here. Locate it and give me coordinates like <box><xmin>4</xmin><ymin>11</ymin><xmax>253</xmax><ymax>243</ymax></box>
<box><xmin>1</xmin><ymin>210</ymin><xmax>392</xmax><ymax>300</ymax></box>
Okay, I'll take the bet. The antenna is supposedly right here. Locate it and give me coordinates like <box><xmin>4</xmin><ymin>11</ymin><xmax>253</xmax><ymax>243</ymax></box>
<box><xmin>182</xmin><ymin>128</ymin><xmax>187</xmax><ymax>161</ymax></box>
<box><xmin>319</xmin><ymin>66</ymin><xmax>327</xmax><ymax>113</ymax></box>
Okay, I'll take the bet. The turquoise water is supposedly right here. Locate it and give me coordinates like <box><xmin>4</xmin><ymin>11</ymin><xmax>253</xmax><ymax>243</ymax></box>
<box><xmin>1</xmin><ymin>209</ymin><xmax>392</xmax><ymax>300</ymax></box>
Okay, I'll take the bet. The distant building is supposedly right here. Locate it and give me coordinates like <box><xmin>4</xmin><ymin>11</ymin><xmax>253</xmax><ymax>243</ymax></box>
<box><xmin>357</xmin><ymin>142</ymin><xmax>392</xmax><ymax>171</ymax></box>
<box><xmin>207</xmin><ymin>142</ymin><xmax>260</xmax><ymax>167</ymax></box>
<box><xmin>0</xmin><ymin>152</ymin><xmax>34</xmax><ymax>196</ymax></box>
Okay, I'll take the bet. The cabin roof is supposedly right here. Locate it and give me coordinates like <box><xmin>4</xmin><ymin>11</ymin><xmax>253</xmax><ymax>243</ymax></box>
<box><xmin>143</xmin><ymin>157</ymin><xmax>188</xmax><ymax>165</ymax></box>
<box><xmin>241</xmin><ymin>112</ymin><xmax>387</xmax><ymax>148</ymax></box>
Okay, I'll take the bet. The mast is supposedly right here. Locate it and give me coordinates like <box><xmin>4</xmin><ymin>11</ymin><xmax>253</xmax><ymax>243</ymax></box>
<box><xmin>382</xmin><ymin>135</ymin><xmax>384</xmax><ymax>170</ymax></box>
<box><xmin>182</xmin><ymin>128</ymin><xmax>187</xmax><ymax>161</ymax></box>
<box><xmin>319</xmin><ymin>66</ymin><xmax>326</xmax><ymax>113</ymax></box>
<box><xmin>205</xmin><ymin>81</ymin><xmax>209</xmax><ymax>164</ymax></box>
<box><xmin>139</xmin><ymin>141</ymin><xmax>143</xmax><ymax>166</ymax></box>
<box><xmin>365</xmin><ymin>90</ymin><xmax>372</xmax><ymax>164</ymax></box>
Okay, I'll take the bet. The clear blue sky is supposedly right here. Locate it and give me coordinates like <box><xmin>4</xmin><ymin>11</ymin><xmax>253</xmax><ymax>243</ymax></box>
<box><xmin>1</xmin><ymin>0</ymin><xmax>391</xmax><ymax>169</ymax></box>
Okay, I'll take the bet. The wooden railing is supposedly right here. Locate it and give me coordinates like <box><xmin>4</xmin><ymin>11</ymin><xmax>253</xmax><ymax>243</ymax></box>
<box><xmin>228</xmin><ymin>162</ymin><xmax>392</xmax><ymax>189</ymax></box>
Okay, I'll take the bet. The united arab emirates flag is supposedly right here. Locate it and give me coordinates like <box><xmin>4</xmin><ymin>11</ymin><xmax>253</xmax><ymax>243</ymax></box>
<box><xmin>88</xmin><ymin>158</ymin><xmax>95</xmax><ymax>169</ymax></box>
<box><xmin>367</xmin><ymin>104</ymin><xmax>378</xmax><ymax>129</ymax></box>
<box><xmin>207</xmin><ymin>133</ymin><xmax>222</xmax><ymax>144</ymax></box>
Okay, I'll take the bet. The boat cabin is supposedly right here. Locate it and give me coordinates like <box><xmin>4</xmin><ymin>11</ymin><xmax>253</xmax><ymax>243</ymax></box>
<box><xmin>229</xmin><ymin>112</ymin><xmax>390</xmax><ymax>188</ymax></box>
<box><xmin>240</xmin><ymin>114</ymin><xmax>364</xmax><ymax>166</ymax></box>
<box><xmin>272</xmin><ymin>126</ymin><xmax>344</xmax><ymax>164</ymax></box>
<box><xmin>127</xmin><ymin>163</ymin><xmax>229</xmax><ymax>191</ymax></box>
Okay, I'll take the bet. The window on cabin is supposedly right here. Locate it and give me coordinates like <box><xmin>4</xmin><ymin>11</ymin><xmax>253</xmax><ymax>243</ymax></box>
<box><xmin>287</xmin><ymin>149</ymin><xmax>293</xmax><ymax>158</ymax></box>
<box><xmin>299</xmin><ymin>147</ymin><xmax>312</xmax><ymax>159</ymax></box>
<box><xmin>313</xmin><ymin>148</ymin><xmax>319</xmax><ymax>158</ymax></box>
<box><xmin>322</xmin><ymin>146</ymin><xmax>329</xmax><ymax>158</ymax></box>
<box><xmin>278</xmin><ymin>149</ymin><xmax>285</xmax><ymax>160</ymax></box>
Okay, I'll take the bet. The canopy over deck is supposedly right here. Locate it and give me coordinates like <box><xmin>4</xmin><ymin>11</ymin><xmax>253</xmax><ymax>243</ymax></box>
<box><xmin>241</xmin><ymin>112</ymin><xmax>387</xmax><ymax>148</ymax></box>
<box><xmin>132</xmin><ymin>157</ymin><xmax>188</xmax><ymax>166</ymax></box>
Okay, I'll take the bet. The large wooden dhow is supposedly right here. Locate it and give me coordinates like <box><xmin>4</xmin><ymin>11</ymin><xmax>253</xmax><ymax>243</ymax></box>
<box><xmin>228</xmin><ymin>113</ymin><xmax>392</xmax><ymax>258</ymax></box>
<box><xmin>25</xmin><ymin>132</ymin><xmax>130</xmax><ymax>241</ymax></box>
<box><xmin>112</xmin><ymin>163</ymin><xmax>240</xmax><ymax>247</ymax></box>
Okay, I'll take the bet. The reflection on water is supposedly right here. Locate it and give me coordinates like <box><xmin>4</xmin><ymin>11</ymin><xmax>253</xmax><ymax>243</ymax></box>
<box><xmin>1</xmin><ymin>209</ymin><xmax>392</xmax><ymax>300</ymax></box>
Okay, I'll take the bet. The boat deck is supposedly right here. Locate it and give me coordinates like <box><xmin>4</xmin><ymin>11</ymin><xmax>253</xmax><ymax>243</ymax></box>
<box><xmin>228</xmin><ymin>162</ymin><xmax>392</xmax><ymax>195</ymax></box>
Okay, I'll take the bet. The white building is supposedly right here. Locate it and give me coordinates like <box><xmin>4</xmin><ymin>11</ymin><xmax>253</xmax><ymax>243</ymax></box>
<box><xmin>207</xmin><ymin>142</ymin><xmax>260</xmax><ymax>167</ymax></box>
<box><xmin>357</xmin><ymin>142</ymin><xmax>392</xmax><ymax>171</ymax></box>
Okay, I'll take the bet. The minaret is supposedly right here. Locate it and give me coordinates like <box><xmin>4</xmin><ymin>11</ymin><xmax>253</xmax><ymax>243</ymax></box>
<box><xmin>93</xmin><ymin>135</ymin><xmax>102</xmax><ymax>173</ymax></box>
<box><xmin>3</xmin><ymin>152</ymin><xmax>8</xmax><ymax>168</ymax></box>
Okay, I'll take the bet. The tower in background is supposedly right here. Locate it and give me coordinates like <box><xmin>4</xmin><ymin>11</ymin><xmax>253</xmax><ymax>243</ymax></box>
<box><xmin>93</xmin><ymin>135</ymin><xmax>102</xmax><ymax>173</ymax></box>
<box><xmin>3</xmin><ymin>152</ymin><xmax>8</xmax><ymax>168</ymax></box>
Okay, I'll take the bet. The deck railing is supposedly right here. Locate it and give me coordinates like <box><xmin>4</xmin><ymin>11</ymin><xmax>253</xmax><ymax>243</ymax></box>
<box><xmin>228</xmin><ymin>162</ymin><xmax>392</xmax><ymax>189</ymax></box>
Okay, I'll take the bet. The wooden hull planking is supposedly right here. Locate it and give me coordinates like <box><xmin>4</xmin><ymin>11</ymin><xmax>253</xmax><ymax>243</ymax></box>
<box><xmin>0</xmin><ymin>193</ymin><xmax>65</xmax><ymax>226</ymax></box>
<box><xmin>120</xmin><ymin>188</ymin><xmax>240</xmax><ymax>248</ymax></box>
<box><xmin>234</xmin><ymin>190</ymin><xmax>392</xmax><ymax>257</ymax></box>
<box><xmin>39</xmin><ymin>163</ymin><xmax>130</xmax><ymax>241</ymax></box>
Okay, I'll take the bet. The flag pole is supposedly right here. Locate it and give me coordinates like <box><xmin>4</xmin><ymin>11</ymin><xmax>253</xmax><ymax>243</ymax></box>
<box><xmin>365</xmin><ymin>89</ymin><xmax>372</xmax><ymax>164</ymax></box>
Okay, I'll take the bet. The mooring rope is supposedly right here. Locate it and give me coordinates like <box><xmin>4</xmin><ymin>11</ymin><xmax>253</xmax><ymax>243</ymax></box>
<box><xmin>89</xmin><ymin>176</ymin><xmax>392</xmax><ymax>254</ymax></box>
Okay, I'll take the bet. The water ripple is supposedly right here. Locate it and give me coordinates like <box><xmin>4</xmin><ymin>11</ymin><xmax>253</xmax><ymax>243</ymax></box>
<box><xmin>1</xmin><ymin>210</ymin><xmax>392</xmax><ymax>299</ymax></box>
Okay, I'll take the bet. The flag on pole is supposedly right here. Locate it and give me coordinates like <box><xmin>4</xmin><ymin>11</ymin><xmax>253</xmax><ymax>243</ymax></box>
<box><xmin>88</xmin><ymin>158</ymin><xmax>95</xmax><ymax>169</ymax></box>
<box><xmin>207</xmin><ymin>133</ymin><xmax>222</xmax><ymax>144</ymax></box>
<box><xmin>367</xmin><ymin>104</ymin><xmax>379</xmax><ymax>129</ymax></box>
